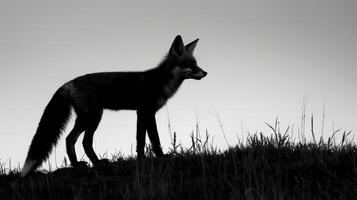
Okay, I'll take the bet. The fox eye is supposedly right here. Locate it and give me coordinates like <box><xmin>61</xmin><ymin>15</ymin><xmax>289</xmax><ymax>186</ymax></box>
<box><xmin>182</xmin><ymin>61</ymin><xmax>195</xmax><ymax>67</ymax></box>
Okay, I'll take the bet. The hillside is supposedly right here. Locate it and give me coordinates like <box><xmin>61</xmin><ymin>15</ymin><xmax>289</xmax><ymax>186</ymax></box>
<box><xmin>1</xmin><ymin>131</ymin><xmax>357</xmax><ymax>200</ymax></box>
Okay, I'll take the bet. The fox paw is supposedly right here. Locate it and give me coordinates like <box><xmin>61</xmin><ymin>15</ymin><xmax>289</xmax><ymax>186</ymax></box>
<box><xmin>94</xmin><ymin>159</ymin><xmax>110</xmax><ymax>167</ymax></box>
<box><xmin>161</xmin><ymin>153</ymin><xmax>172</xmax><ymax>158</ymax></box>
<box><xmin>72</xmin><ymin>161</ymin><xmax>88</xmax><ymax>168</ymax></box>
<box><xmin>137</xmin><ymin>154</ymin><xmax>145</xmax><ymax>159</ymax></box>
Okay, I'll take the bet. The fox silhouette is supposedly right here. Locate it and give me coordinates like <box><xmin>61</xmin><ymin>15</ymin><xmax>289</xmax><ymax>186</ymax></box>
<box><xmin>21</xmin><ymin>35</ymin><xmax>207</xmax><ymax>177</ymax></box>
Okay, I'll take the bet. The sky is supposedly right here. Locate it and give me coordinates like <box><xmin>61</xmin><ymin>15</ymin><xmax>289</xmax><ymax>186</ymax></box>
<box><xmin>0</xmin><ymin>0</ymin><xmax>356</xmax><ymax>169</ymax></box>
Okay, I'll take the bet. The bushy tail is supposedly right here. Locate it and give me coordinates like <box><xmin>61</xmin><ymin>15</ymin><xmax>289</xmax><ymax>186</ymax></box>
<box><xmin>21</xmin><ymin>87</ymin><xmax>71</xmax><ymax>177</ymax></box>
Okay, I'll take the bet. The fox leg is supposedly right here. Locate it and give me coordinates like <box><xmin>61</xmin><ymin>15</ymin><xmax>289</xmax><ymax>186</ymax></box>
<box><xmin>144</xmin><ymin>112</ymin><xmax>164</xmax><ymax>157</ymax></box>
<box><xmin>70</xmin><ymin>89</ymin><xmax>106</xmax><ymax>166</ymax></box>
<box><xmin>136</xmin><ymin>110</ymin><xmax>147</xmax><ymax>158</ymax></box>
<box><xmin>66</xmin><ymin>119</ymin><xmax>85</xmax><ymax>167</ymax></box>
<box><xmin>82</xmin><ymin>110</ymin><xmax>103</xmax><ymax>166</ymax></box>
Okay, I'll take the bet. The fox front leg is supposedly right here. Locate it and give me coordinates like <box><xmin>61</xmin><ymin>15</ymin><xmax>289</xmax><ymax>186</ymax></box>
<box><xmin>136</xmin><ymin>110</ymin><xmax>147</xmax><ymax>158</ymax></box>
<box><xmin>144</xmin><ymin>112</ymin><xmax>164</xmax><ymax>157</ymax></box>
<box><xmin>137</xmin><ymin>110</ymin><xmax>164</xmax><ymax>157</ymax></box>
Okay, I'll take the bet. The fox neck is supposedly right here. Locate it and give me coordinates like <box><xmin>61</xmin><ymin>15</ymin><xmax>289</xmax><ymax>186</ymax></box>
<box><xmin>163</xmin><ymin>68</ymin><xmax>183</xmax><ymax>98</ymax></box>
<box><xmin>155</xmin><ymin>59</ymin><xmax>184</xmax><ymax>99</ymax></box>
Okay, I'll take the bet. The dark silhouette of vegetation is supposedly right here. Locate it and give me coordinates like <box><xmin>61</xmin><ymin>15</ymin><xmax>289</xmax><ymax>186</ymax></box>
<box><xmin>1</xmin><ymin>119</ymin><xmax>357</xmax><ymax>199</ymax></box>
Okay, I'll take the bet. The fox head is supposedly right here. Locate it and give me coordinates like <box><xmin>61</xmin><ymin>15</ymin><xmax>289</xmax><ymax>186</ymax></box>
<box><xmin>167</xmin><ymin>35</ymin><xmax>207</xmax><ymax>80</ymax></box>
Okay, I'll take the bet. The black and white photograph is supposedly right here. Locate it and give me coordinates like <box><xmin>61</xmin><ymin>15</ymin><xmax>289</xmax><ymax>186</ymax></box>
<box><xmin>0</xmin><ymin>0</ymin><xmax>356</xmax><ymax>199</ymax></box>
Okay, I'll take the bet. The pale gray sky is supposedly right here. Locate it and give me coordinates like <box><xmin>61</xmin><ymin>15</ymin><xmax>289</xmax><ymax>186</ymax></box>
<box><xmin>0</xmin><ymin>0</ymin><xmax>356</xmax><ymax>168</ymax></box>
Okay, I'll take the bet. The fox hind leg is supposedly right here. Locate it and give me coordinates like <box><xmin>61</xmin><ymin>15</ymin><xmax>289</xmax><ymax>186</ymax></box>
<box><xmin>70</xmin><ymin>90</ymin><xmax>107</xmax><ymax>166</ymax></box>
<box><xmin>66</xmin><ymin>119</ymin><xmax>85</xmax><ymax>167</ymax></box>
<box><xmin>82</xmin><ymin>110</ymin><xmax>104</xmax><ymax>166</ymax></box>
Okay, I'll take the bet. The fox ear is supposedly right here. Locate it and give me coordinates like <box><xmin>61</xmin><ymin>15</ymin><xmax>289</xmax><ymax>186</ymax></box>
<box><xmin>170</xmin><ymin>35</ymin><xmax>185</xmax><ymax>57</ymax></box>
<box><xmin>185</xmin><ymin>38</ymin><xmax>199</xmax><ymax>54</ymax></box>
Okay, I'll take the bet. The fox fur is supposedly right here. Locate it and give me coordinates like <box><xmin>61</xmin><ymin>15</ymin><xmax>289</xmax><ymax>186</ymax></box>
<box><xmin>21</xmin><ymin>35</ymin><xmax>207</xmax><ymax>177</ymax></box>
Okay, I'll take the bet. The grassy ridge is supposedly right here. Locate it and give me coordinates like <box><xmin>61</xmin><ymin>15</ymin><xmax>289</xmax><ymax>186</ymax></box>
<box><xmin>1</xmin><ymin>130</ymin><xmax>357</xmax><ymax>199</ymax></box>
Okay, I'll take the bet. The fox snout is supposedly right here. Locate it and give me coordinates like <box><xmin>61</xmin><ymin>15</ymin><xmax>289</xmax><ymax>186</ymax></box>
<box><xmin>193</xmin><ymin>68</ymin><xmax>207</xmax><ymax>80</ymax></box>
<box><xmin>181</xmin><ymin>66</ymin><xmax>207</xmax><ymax>80</ymax></box>
<box><xmin>175</xmin><ymin>65</ymin><xmax>207</xmax><ymax>80</ymax></box>
<box><xmin>191</xmin><ymin>66</ymin><xmax>207</xmax><ymax>80</ymax></box>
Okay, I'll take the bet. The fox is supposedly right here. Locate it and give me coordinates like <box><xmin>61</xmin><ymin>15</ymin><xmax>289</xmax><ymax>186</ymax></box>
<box><xmin>20</xmin><ymin>35</ymin><xmax>207</xmax><ymax>177</ymax></box>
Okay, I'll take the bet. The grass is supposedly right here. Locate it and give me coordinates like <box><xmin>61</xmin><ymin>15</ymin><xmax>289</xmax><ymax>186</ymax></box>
<box><xmin>1</xmin><ymin>119</ymin><xmax>357</xmax><ymax>200</ymax></box>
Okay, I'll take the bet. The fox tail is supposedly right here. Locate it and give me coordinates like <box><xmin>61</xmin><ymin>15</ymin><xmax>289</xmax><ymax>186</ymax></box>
<box><xmin>21</xmin><ymin>87</ymin><xmax>71</xmax><ymax>177</ymax></box>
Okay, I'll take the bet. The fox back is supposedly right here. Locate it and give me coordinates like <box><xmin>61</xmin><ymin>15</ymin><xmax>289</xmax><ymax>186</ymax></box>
<box><xmin>67</xmin><ymin>38</ymin><xmax>206</xmax><ymax>112</ymax></box>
